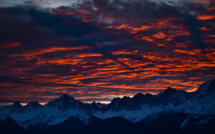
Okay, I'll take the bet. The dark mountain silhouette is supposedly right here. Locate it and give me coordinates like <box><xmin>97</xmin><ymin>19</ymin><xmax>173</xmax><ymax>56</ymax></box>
<box><xmin>134</xmin><ymin>111</ymin><xmax>189</xmax><ymax>134</ymax></box>
<box><xmin>41</xmin><ymin>117</ymin><xmax>86</xmax><ymax>134</ymax></box>
<box><xmin>77</xmin><ymin>117</ymin><xmax>134</xmax><ymax>134</ymax></box>
<box><xmin>0</xmin><ymin>116</ymin><xmax>25</xmax><ymax>134</ymax></box>
<box><xmin>181</xmin><ymin>114</ymin><xmax>215</xmax><ymax>134</ymax></box>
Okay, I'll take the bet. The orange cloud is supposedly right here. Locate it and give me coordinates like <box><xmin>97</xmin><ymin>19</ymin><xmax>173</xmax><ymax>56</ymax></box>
<box><xmin>197</xmin><ymin>15</ymin><xmax>215</xmax><ymax>20</ymax></box>
<box><xmin>174</xmin><ymin>49</ymin><xmax>202</xmax><ymax>55</ymax></box>
<box><xmin>200</xmin><ymin>27</ymin><xmax>210</xmax><ymax>31</ymax></box>
<box><xmin>10</xmin><ymin>46</ymin><xmax>89</xmax><ymax>60</ymax></box>
<box><xmin>76</xmin><ymin>53</ymin><xmax>103</xmax><ymax>58</ymax></box>
<box><xmin>37</xmin><ymin>59</ymin><xmax>84</xmax><ymax>65</ymax></box>
<box><xmin>105</xmin><ymin>24</ymin><xmax>150</xmax><ymax>33</ymax></box>
<box><xmin>130</xmin><ymin>25</ymin><xmax>151</xmax><ymax>33</ymax></box>
<box><xmin>153</xmin><ymin>32</ymin><xmax>166</xmax><ymax>39</ymax></box>
<box><xmin>112</xmin><ymin>50</ymin><xmax>135</xmax><ymax>55</ymax></box>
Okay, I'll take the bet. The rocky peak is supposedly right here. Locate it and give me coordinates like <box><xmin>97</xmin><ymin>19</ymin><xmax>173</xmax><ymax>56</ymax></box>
<box><xmin>133</xmin><ymin>93</ymin><xmax>144</xmax><ymax>99</ymax></box>
<box><xmin>25</xmin><ymin>101</ymin><xmax>40</xmax><ymax>109</ymax></box>
<box><xmin>11</xmin><ymin>101</ymin><xmax>24</xmax><ymax>112</ymax></box>
<box><xmin>60</xmin><ymin>94</ymin><xmax>73</xmax><ymax>99</ymax></box>
<box><xmin>12</xmin><ymin>101</ymin><xmax>23</xmax><ymax>109</ymax></box>
<box><xmin>110</xmin><ymin>97</ymin><xmax>121</xmax><ymax>104</ymax></box>
<box><xmin>165</xmin><ymin>87</ymin><xmax>177</xmax><ymax>92</ymax></box>
<box><xmin>158</xmin><ymin>87</ymin><xmax>178</xmax><ymax>97</ymax></box>
<box><xmin>196</xmin><ymin>80</ymin><xmax>215</xmax><ymax>93</ymax></box>
<box><xmin>47</xmin><ymin>94</ymin><xmax>78</xmax><ymax>109</ymax></box>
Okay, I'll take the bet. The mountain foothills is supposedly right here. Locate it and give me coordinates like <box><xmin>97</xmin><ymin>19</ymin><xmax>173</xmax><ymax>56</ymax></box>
<box><xmin>1</xmin><ymin>80</ymin><xmax>215</xmax><ymax>134</ymax></box>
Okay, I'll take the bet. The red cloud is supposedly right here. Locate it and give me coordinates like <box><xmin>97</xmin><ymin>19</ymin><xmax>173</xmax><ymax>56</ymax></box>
<box><xmin>0</xmin><ymin>42</ymin><xmax>21</xmax><ymax>49</ymax></box>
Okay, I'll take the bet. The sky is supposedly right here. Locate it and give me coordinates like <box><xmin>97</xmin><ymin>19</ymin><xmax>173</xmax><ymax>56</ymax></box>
<box><xmin>0</xmin><ymin>0</ymin><xmax>215</xmax><ymax>104</ymax></box>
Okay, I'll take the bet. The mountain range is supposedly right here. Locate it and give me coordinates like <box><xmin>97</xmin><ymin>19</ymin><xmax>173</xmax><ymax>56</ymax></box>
<box><xmin>1</xmin><ymin>80</ymin><xmax>215</xmax><ymax>134</ymax></box>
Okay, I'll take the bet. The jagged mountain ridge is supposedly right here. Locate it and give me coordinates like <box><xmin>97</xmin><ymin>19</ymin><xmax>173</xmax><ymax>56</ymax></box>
<box><xmin>93</xmin><ymin>80</ymin><xmax>215</xmax><ymax>122</ymax></box>
<box><xmin>0</xmin><ymin>80</ymin><xmax>215</xmax><ymax>131</ymax></box>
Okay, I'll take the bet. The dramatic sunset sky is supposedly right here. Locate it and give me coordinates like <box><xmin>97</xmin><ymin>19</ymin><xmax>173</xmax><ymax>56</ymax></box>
<box><xmin>0</xmin><ymin>0</ymin><xmax>215</xmax><ymax>104</ymax></box>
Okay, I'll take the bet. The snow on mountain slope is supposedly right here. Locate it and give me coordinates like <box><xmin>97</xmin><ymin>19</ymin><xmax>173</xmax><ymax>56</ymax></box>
<box><xmin>17</xmin><ymin>106</ymin><xmax>92</xmax><ymax>129</ymax></box>
<box><xmin>93</xmin><ymin>105</ymin><xmax>167</xmax><ymax>123</ymax></box>
<box><xmin>175</xmin><ymin>80</ymin><xmax>215</xmax><ymax>114</ymax></box>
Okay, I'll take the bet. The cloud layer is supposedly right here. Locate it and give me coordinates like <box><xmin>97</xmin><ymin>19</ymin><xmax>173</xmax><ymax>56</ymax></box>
<box><xmin>0</xmin><ymin>0</ymin><xmax>215</xmax><ymax>104</ymax></box>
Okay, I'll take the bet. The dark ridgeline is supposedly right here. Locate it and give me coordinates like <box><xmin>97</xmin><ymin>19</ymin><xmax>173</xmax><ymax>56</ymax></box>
<box><xmin>0</xmin><ymin>80</ymin><xmax>215</xmax><ymax>134</ymax></box>
<box><xmin>0</xmin><ymin>116</ymin><xmax>25</xmax><ymax>134</ymax></box>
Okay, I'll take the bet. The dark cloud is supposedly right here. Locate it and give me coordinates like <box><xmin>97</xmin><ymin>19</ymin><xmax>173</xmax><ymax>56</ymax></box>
<box><xmin>0</xmin><ymin>75</ymin><xmax>25</xmax><ymax>84</ymax></box>
<box><xmin>0</xmin><ymin>0</ymin><xmax>215</xmax><ymax>104</ymax></box>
